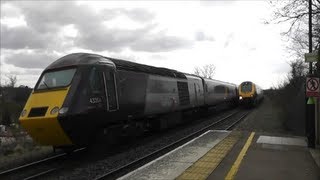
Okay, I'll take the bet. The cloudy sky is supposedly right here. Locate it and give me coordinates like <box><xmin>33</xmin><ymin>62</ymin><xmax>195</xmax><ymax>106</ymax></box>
<box><xmin>1</xmin><ymin>1</ymin><xmax>293</xmax><ymax>89</ymax></box>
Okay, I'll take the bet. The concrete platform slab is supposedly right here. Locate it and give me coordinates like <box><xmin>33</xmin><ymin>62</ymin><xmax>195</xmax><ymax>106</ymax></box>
<box><xmin>208</xmin><ymin>132</ymin><xmax>320</xmax><ymax>180</ymax></box>
<box><xmin>118</xmin><ymin>130</ymin><xmax>230</xmax><ymax>180</ymax></box>
<box><xmin>256</xmin><ymin>135</ymin><xmax>307</xmax><ymax>146</ymax></box>
<box><xmin>310</xmin><ymin>148</ymin><xmax>320</xmax><ymax>168</ymax></box>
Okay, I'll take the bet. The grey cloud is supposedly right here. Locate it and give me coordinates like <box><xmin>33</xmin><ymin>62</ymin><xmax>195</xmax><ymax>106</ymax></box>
<box><xmin>100</xmin><ymin>8</ymin><xmax>155</xmax><ymax>22</ymax></box>
<box><xmin>8</xmin><ymin>68</ymin><xmax>42</xmax><ymax>76</ymax></box>
<box><xmin>123</xmin><ymin>8</ymin><xmax>155</xmax><ymax>22</ymax></box>
<box><xmin>77</xmin><ymin>25</ymin><xmax>191</xmax><ymax>52</ymax></box>
<box><xmin>11</xmin><ymin>2</ymin><xmax>154</xmax><ymax>33</ymax></box>
<box><xmin>1</xmin><ymin>2</ymin><xmax>22</xmax><ymax>18</ymax></box>
<box><xmin>75</xmin><ymin>25</ymin><xmax>150</xmax><ymax>52</ymax></box>
<box><xmin>3</xmin><ymin>1</ymin><xmax>188</xmax><ymax>53</ymax></box>
<box><xmin>132</xmin><ymin>35</ymin><xmax>192</xmax><ymax>52</ymax></box>
<box><xmin>195</xmin><ymin>31</ymin><xmax>215</xmax><ymax>41</ymax></box>
<box><xmin>1</xmin><ymin>25</ymin><xmax>50</xmax><ymax>49</ymax></box>
<box><xmin>13</xmin><ymin>1</ymin><xmax>99</xmax><ymax>33</ymax></box>
<box><xmin>4</xmin><ymin>51</ymin><xmax>59</xmax><ymax>69</ymax></box>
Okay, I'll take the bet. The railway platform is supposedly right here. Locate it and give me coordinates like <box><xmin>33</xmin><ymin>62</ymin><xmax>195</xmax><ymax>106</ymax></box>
<box><xmin>118</xmin><ymin>130</ymin><xmax>320</xmax><ymax>180</ymax></box>
<box><xmin>207</xmin><ymin>131</ymin><xmax>320</xmax><ymax>180</ymax></box>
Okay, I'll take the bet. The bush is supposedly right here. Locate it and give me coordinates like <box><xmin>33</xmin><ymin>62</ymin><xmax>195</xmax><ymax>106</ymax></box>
<box><xmin>270</xmin><ymin>60</ymin><xmax>307</xmax><ymax>135</ymax></box>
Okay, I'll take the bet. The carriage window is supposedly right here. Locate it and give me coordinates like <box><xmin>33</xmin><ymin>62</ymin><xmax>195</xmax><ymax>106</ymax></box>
<box><xmin>214</xmin><ymin>86</ymin><xmax>225</xmax><ymax>94</ymax></box>
<box><xmin>36</xmin><ymin>68</ymin><xmax>76</xmax><ymax>90</ymax></box>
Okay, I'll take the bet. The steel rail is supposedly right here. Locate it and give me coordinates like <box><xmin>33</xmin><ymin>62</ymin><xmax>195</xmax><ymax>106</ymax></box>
<box><xmin>0</xmin><ymin>147</ymin><xmax>85</xmax><ymax>179</ymax></box>
<box><xmin>0</xmin><ymin>153</ymin><xmax>65</xmax><ymax>177</ymax></box>
<box><xmin>225</xmin><ymin>111</ymin><xmax>250</xmax><ymax>130</ymax></box>
<box><xmin>94</xmin><ymin>109</ymin><xmax>249</xmax><ymax>180</ymax></box>
<box><xmin>24</xmin><ymin>168</ymin><xmax>57</xmax><ymax>180</ymax></box>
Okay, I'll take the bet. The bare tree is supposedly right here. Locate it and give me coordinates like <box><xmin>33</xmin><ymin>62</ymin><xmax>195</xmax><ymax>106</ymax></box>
<box><xmin>193</xmin><ymin>64</ymin><xmax>216</xmax><ymax>79</ymax></box>
<box><xmin>268</xmin><ymin>0</ymin><xmax>320</xmax><ymax>58</ymax></box>
<box><xmin>5</xmin><ymin>75</ymin><xmax>17</xmax><ymax>87</ymax></box>
<box><xmin>194</xmin><ymin>67</ymin><xmax>201</xmax><ymax>76</ymax></box>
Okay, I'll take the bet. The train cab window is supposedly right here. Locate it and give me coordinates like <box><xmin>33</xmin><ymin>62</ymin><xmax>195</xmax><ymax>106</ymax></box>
<box><xmin>88</xmin><ymin>67</ymin><xmax>105</xmax><ymax>95</ymax></box>
<box><xmin>241</xmin><ymin>82</ymin><xmax>252</xmax><ymax>92</ymax></box>
<box><xmin>36</xmin><ymin>68</ymin><xmax>76</xmax><ymax>90</ymax></box>
<box><xmin>103</xmin><ymin>68</ymin><xmax>118</xmax><ymax>111</ymax></box>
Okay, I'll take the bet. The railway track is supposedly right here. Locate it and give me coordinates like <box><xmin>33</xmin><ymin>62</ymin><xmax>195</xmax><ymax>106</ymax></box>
<box><xmin>0</xmin><ymin>109</ymin><xmax>250</xmax><ymax>180</ymax></box>
<box><xmin>94</xmin><ymin>109</ymin><xmax>250</xmax><ymax>180</ymax></box>
<box><xmin>0</xmin><ymin>148</ymin><xmax>85</xmax><ymax>180</ymax></box>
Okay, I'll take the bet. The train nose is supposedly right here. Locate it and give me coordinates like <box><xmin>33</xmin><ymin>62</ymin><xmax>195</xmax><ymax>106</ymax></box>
<box><xmin>19</xmin><ymin>107</ymin><xmax>73</xmax><ymax>146</ymax></box>
<box><xmin>19</xmin><ymin>89</ymin><xmax>73</xmax><ymax>146</ymax></box>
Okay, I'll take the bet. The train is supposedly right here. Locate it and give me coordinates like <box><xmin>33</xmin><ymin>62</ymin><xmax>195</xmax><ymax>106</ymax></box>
<box><xmin>238</xmin><ymin>81</ymin><xmax>263</xmax><ymax>107</ymax></box>
<box><xmin>19</xmin><ymin>53</ymin><xmax>239</xmax><ymax>150</ymax></box>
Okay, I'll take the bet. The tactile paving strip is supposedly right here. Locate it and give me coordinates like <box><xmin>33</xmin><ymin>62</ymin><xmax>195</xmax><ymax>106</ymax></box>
<box><xmin>176</xmin><ymin>131</ymin><xmax>241</xmax><ymax>180</ymax></box>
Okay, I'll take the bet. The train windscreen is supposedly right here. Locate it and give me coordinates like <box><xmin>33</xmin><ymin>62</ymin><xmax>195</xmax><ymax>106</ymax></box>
<box><xmin>36</xmin><ymin>68</ymin><xmax>76</xmax><ymax>90</ymax></box>
<box><xmin>241</xmin><ymin>82</ymin><xmax>252</xmax><ymax>92</ymax></box>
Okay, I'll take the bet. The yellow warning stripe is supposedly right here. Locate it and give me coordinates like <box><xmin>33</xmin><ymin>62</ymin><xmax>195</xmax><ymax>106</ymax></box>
<box><xmin>176</xmin><ymin>132</ymin><xmax>241</xmax><ymax>180</ymax></box>
<box><xmin>225</xmin><ymin>132</ymin><xmax>255</xmax><ymax>180</ymax></box>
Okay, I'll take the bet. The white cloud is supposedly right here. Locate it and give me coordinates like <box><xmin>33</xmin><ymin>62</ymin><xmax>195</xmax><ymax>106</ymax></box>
<box><xmin>60</xmin><ymin>24</ymin><xmax>78</xmax><ymax>38</ymax></box>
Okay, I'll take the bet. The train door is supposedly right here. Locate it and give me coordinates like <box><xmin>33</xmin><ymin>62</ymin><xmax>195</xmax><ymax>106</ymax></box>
<box><xmin>87</xmin><ymin>66</ymin><xmax>107</xmax><ymax>111</ymax></box>
<box><xmin>224</xmin><ymin>87</ymin><xmax>229</xmax><ymax>100</ymax></box>
<box><xmin>194</xmin><ymin>83</ymin><xmax>198</xmax><ymax>106</ymax></box>
<box><xmin>101</xmin><ymin>66</ymin><xmax>119</xmax><ymax>111</ymax></box>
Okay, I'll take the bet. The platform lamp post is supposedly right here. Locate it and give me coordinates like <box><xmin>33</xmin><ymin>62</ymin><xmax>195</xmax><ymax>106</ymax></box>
<box><xmin>306</xmin><ymin>0</ymin><xmax>315</xmax><ymax>148</ymax></box>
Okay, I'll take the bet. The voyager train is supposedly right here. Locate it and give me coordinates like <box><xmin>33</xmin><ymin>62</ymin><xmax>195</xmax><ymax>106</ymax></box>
<box><xmin>19</xmin><ymin>53</ymin><xmax>239</xmax><ymax>150</ymax></box>
<box><xmin>238</xmin><ymin>81</ymin><xmax>263</xmax><ymax>107</ymax></box>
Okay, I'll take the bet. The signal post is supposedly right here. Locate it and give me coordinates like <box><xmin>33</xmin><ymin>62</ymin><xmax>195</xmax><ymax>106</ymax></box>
<box><xmin>305</xmin><ymin>52</ymin><xmax>320</xmax><ymax>148</ymax></box>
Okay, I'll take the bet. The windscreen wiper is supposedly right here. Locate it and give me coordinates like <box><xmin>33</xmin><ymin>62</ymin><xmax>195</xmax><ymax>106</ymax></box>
<box><xmin>43</xmin><ymin>81</ymin><xmax>51</xmax><ymax>89</ymax></box>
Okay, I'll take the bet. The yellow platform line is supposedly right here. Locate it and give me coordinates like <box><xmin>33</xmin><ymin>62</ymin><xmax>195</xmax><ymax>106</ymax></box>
<box><xmin>225</xmin><ymin>132</ymin><xmax>255</xmax><ymax>180</ymax></box>
<box><xmin>176</xmin><ymin>131</ymin><xmax>241</xmax><ymax>180</ymax></box>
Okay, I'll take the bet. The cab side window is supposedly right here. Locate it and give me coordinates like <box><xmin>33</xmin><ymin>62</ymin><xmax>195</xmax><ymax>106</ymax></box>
<box><xmin>88</xmin><ymin>67</ymin><xmax>105</xmax><ymax>96</ymax></box>
<box><xmin>104</xmin><ymin>69</ymin><xmax>118</xmax><ymax>111</ymax></box>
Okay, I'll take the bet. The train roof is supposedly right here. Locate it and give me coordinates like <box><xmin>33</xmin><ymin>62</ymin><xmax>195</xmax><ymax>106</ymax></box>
<box><xmin>108</xmin><ymin>57</ymin><xmax>187</xmax><ymax>79</ymax></box>
<box><xmin>203</xmin><ymin>78</ymin><xmax>237</xmax><ymax>87</ymax></box>
<box><xmin>45</xmin><ymin>53</ymin><xmax>187</xmax><ymax>79</ymax></box>
<box><xmin>45</xmin><ymin>53</ymin><xmax>110</xmax><ymax>70</ymax></box>
<box><xmin>240</xmin><ymin>81</ymin><xmax>253</xmax><ymax>84</ymax></box>
<box><xmin>239</xmin><ymin>81</ymin><xmax>263</xmax><ymax>89</ymax></box>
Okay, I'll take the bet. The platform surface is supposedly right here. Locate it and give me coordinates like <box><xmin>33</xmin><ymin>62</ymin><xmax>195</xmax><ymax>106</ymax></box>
<box><xmin>208</xmin><ymin>132</ymin><xmax>320</xmax><ymax>180</ymax></box>
<box><xmin>118</xmin><ymin>130</ymin><xmax>230</xmax><ymax>180</ymax></box>
<box><xmin>118</xmin><ymin>130</ymin><xmax>320</xmax><ymax>180</ymax></box>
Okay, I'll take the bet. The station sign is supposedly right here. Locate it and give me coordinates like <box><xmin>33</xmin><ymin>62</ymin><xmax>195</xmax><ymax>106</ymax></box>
<box><xmin>305</xmin><ymin>51</ymin><xmax>319</xmax><ymax>62</ymax></box>
<box><xmin>306</xmin><ymin>77</ymin><xmax>320</xmax><ymax>97</ymax></box>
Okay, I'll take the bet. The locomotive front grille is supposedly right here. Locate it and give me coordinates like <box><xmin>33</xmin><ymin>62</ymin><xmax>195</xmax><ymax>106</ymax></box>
<box><xmin>28</xmin><ymin>107</ymin><xmax>48</xmax><ymax>117</ymax></box>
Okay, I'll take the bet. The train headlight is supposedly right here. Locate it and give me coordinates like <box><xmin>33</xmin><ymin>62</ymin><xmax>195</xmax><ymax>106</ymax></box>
<box><xmin>59</xmin><ymin>107</ymin><xmax>68</xmax><ymax>114</ymax></box>
<box><xmin>50</xmin><ymin>107</ymin><xmax>59</xmax><ymax>115</ymax></box>
<box><xmin>20</xmin><ymin>109</ymin><xmax>27</xmax><ymax>117</ymax></box>
<box><xmin>239</xmin><ymin>96</ymin><xmax>243</xmax><ymax>100</ymax></box>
